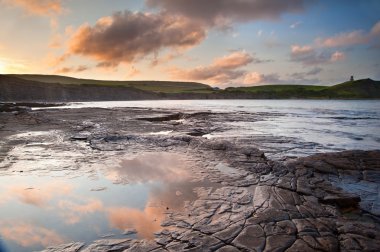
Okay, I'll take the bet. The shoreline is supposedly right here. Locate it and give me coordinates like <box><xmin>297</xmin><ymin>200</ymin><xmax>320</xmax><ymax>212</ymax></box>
<box><xmin>0</xmin><ymin>106</ymin><xmax>379</xmax><ymax>251</ymax></box>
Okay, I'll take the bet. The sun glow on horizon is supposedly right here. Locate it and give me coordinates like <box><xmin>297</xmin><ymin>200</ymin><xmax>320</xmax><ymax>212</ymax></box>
<box><xmin>0</xmin><ymin>60</ymin><xmax>6</xmax><ymax>74</ymax></box>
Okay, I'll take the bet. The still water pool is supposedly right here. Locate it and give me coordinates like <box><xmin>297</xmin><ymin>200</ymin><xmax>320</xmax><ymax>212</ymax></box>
<box><xmin>0</xmin><ymin>152</ymin><xmax>214</xmax><ymax>252</ymax></box>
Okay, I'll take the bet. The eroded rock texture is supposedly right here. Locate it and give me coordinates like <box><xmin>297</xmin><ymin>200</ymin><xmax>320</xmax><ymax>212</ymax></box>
<box><xmin>0</xmin><ymin>106</ymin><xmax>379</xmax><ymax>252</ymax></box>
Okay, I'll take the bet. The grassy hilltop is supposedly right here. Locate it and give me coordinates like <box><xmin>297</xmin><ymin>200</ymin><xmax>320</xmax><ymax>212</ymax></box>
<box><xmin>2</xmin><ymin>74</ymin><xmax>380</xmax><ymax>100</ymax></box>
<box><xmin>225</xmin><ymin>78</ymin><xmax>380</xmax><ymax>99</ymax></box>
<box><xmin>8</xmin><ymin>74</ymin><xmax>214</xmax><ymax>94</ymax></box>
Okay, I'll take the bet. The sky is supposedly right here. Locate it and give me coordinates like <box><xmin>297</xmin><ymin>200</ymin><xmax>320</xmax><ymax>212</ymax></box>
<box><xmin>0</xmin><ymin>0</ymin><xmax>379</xmax><ymax>87</ymax></box>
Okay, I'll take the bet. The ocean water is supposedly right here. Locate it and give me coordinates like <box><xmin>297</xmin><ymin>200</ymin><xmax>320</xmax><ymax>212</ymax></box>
<box><xmin>52</xmin><ymin>100</ymin><xmax>380</xmax><ymax>155</ymax></box>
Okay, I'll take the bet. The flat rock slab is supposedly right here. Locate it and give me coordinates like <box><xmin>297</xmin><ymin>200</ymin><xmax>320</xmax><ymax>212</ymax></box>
<box><xmin>0</xmin><ymin>108</ymin><xmax>379</xmax><ymax>252</ymax></box>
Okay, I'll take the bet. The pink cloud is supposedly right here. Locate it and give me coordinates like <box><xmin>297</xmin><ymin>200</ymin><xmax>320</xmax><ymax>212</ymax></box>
<box><xmin>290</xmin><ymin>44</ymin><xmax>345</xmax><ymax>66</ymax></box>
<box><xmin>213</xmin><ymin>51</ymin><xmax>254</xmax><ymax>69</ymax></box>
<box><xmin>316</xmin><ymin>30</ymin><xmax>369</xmax><ymax>48</ymax></box>
<box><xmin>291</xmin><ymin>45</ymin><xmax>314</xmax><ymax>55</ymax></box>
<box><xmin>58</xmin><ymin>199</ymin><xmax>104</xmax><ymax>224</ymax></box>
<box><xmin>8</xmin><ymin>181</ymin><xmax>73</xmax><ymax>207</ymax></box>
<box><xmin>316</xmin><ymin>21</ymin><xmax>380</xmax><ymax>48</ymax></box>
<box><xmin>0</xmin><ymin>221</ymin><xmax>65</xmax><ymax>247</ymax></box>
<box><xmin>330</xmin><ymin>51</ymin><xmax>345</xmax><ymax>62</ymax></box>
<box><xmin>168</xmin><ymin>51</ymin><xmax>266</xmax><ymax>85</ymax></box>
<box><xmin>4</xmin><ymin>0</ymin><xmax>63</xmax><ymax>16</ymax></box>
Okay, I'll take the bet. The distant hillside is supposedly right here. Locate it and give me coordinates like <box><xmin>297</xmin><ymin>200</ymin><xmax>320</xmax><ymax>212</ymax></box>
<box><xmin>225</xmin><ymin>79</ymin><xmax>380</xmax><ymax>99</ymax></box>
<box><xmin>8</xmin><ymin>74</ymin><xmax>213</xmax><ymax>93</ymax></box>
<box><xmin>0</xmin><ymin>75</ymin><xmax>160</xmax><ymax>102</ymax></box>
<box><xmin>1</xmin><ymin>74</ymin><xmax>379</xmax><ymax>102</ymax></box>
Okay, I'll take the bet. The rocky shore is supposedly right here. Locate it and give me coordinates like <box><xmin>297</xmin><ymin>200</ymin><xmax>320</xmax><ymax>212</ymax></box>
<box><xmin>0</xmin><ymin>104</ymin><xmax>379</xmax><ymax>252</ymax></box>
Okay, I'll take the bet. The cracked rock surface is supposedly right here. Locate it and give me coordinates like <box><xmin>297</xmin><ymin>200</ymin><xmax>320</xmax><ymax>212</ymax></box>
<box><xmin>0</xmin><ymin>106</ymin><xmax>379</xmax><ymax>252</ymax></box>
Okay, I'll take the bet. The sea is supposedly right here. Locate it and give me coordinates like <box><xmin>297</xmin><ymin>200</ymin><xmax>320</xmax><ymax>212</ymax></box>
<box><xmin>54</xmin><ymin>99</ymin><xmax>380</xmax><ymax>156</ymax></box>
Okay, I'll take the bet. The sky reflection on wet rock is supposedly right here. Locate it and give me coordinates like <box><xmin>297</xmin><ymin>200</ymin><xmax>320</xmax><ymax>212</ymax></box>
<box><xmin>0</xmin><ymin>152</ymin><xmax>207</xmax><ymax>251</ymax></box>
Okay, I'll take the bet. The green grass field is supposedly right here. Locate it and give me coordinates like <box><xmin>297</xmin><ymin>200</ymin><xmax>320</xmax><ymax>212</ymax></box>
<box><xmin>7</xmin><ymin>74</ymin><xmax>380</xmax><ymax>98</ymax></box>
<box><xmin>8</xmin><ymin>74</ymin><xmax>213</xmax><ymax>93</ymax></box>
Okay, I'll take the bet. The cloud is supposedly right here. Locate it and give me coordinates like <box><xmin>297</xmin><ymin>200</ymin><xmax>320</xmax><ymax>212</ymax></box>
<box><xmin>7</xmin><ymin>181</ymin><xmax>73</xmax><ymax>207</ymax></box>
<box><xmin>243</xmin><ymin>72</ymin><xmax>284</xmax><ymax>85</ymax></box>
<box><xmin>45</xmin><ymin>53</ymin><xmax>70</xmax><ymax>67</ymax></box>
<box><xmin>290</xmin><ymin>44</ymin><xmax>345</xmax><ymax>65</ymax></box>
<box><xmin>213</xmin><ymin>51</ymin><xmax>255</xmax><ymax>69</ymax></box>
<box><xmin>290</xmin><ymin>67</ymin><xmax>323</xmax><ymax>80</ymax></box>
<box><xmin>0</xmin><ymin>221</ymin><xmax>65</xmax><ymax>247</ymax></box>
<box><xmin>49</xmin><ymin>33</ymin><xmax>63</xmax><ymax>48</ymax></box>
<box><xmin>127</xmin><ymin>66</ymin><xmax>141</xmax><ymax>78</ymax></box>
<box><xmin>4</xmin><ymin>0</ymin><xmax>63</xmax><ymax>16</ymax></box>
<box><xmin>168</xmin><ymin>51</ymin><xmax>260</xmax><ymax>85</ymax></box>
<box><xmin>66</xmin><ymin>11</ymin><xmax>206</xmax><ymax>67</ymax></box>
<box><xmin>107</xmin><ymin>207</ymin><xmax>163</xmax><ymax>239</ymax></box>
<box><xmin>55</xmin><ymin>65</ymin><xmax>89</xmax><ymax>74</ymax></box>
<box><xmin>290</xmin><ymin>45</ymin><xmax>330</xmax><ymax>65</ymax></box>
<box><xmin>316</xmin><ymin>21</ymin><xmax>380</xmax><ymax>48</ymax></box>
<box><xmin>330</xmin><ymin>51</ymin><xmax>345</xmax><ymax>62</ymax></box>
<box><xmin>290</xmin><ymin>21</ymin><xmax>302</xmax><ymax>29</ymax></box>
<box><xmin>316</xmin><ymin>30</ymin><xmax>369</xmax><ymax>48</ymax></box>
<box><xmin>371</xmin><ymin>21</ymin><xmax>380</xmax><ymax>37</ymax></box>
<box><xmin>242</xmin><ymin>70</ymin><xmax>321</xmax><ymax>86</ymax></box>
<box><xmin>106</xmin><ymin>152</ymin><xmax>190</xmax><ymax>184</ymax></box>
<box><xmin>146</xmin><ymin>0</ymin><xmax>310</xmax><ymax>27</ymax></box>
<box><xmin>58</xmin><ymin>199</ymin><xmax>103</xmax><ymax>224</ymax></box>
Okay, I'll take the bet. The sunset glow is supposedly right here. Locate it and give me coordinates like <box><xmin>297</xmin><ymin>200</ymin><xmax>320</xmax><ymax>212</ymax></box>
<box><xmin>0</xmin><ymin>0</ymin><xmax>379</xmax><ymax>86</ymax></box>
<box><xmin>0</xmin><ymin>61</ymin><xmax>6</xmax><ymax>74</ymax></box>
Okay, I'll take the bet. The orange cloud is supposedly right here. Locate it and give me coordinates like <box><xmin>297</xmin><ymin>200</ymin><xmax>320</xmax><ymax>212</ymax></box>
<box><xmin>45</xmin><ymin>53</ymin><xmax>70</xmax><ymax>67</ymax></box>
<box><xmin>107</xmin><ymin>207</ymin><xmax>163</xmax><ymax>239</ymax></box>
<box><xmin>0</xmin><ymin>221</ymin><xmax>65</xmax><ymax>247</ymax></box>
<box><xmin>5</xmin><ymin>0</ymin><xmax>63</xmax><ymax>16</ymax></box>
<box><xmin>66</xmin><ymin>11</ymin><xmax>206</xmax><ymax>67</ymax></box>
<box><xmin>316</xmin><ymin>30</ymin><xmax>369</xmax><ymax>48</ymax></box>
<box><xmin>8</xmin><ymin>181</ymin><xmax>73</xmax><ymax>207</ymax></box>
<box><xmin>243</xmin><ymin>72</ymin><xmax>262</xmax><ymax>85</ymax></box>
<box><xmin>55</xmin><ymin>65</ymin><xmax>89</xmax><ymax>74</ymax></box>
<box><xmin>213</xmin><ymin>51</ymin><xmax>254</xmax><ymax>69</ymax></box>
<box><xmin>168</xmin><ymin>51</ymin><xmax>263</xmax><ymax>85</ymax></box>
<box><xmin>316</xmin><ymin>21</ymin><xmax>380</xmax><ymax>48</ymax></box>
<box><xmin>58</xmin><ymin>199</ymin><xmax>103</xmax><ymax>224</ymax></box>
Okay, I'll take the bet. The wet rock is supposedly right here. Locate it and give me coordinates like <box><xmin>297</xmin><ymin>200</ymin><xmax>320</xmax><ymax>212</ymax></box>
<box><xmin>248</xmin><ymin>209</ymin><xmax>290</xmax><ymax>225</ymax></box>
<box><xmin>213</xmin><ymin>223</ymin><xmax>244</xmax><ymax>243</ymax></box>
<box><xmin>216</xmin><ymin>245</ymin><xmax>241</xmax><ymax>252</ymax></box>
<box><xmin>316</xmin><ymin>236</ymin><xmax>339</xmax><ymax>251</ymax></box>
<box><xmin>155</xmin><ymin>236</ymin><xmax>172</xmax><ymax>246</ymax></box>
<box><xmin>80</xmin><ymin>239</ymin><xmax>134</xmax><ymax>252</ymax></box>
<box><xmin>40</xmin><ymin>242</ymin><xmax>84</xmax><ymax>252</ymax></box>
<box><xmin>321</xmin><ymin>194</ymin><xmax>361</xmax><ymax>208</ymax></box>
<box><xmin>264</xmin><ymin>220</ymin><xmax>297</xmax><ymax>236</ymax></box>
<box><xmin>232</xmin><ymin>225</ymin><xmax>265</xmax><ymax>251</ymax></box>
<box><xmin>265</xmin><ymin>235</ymin><xmax>296</xmax><ymax>252</ymax></box>
<box><xmin>293</xmin><ymin>219</ymin><xmax>318</xmax><ymax>236</ymax></box>
<box><xmin>123</xmin><ymin>228</ymin><xmax>137</xmax><ymax>235</ymax></box>
<box><xmin>70</xmin><ymin>135</ymin><xmax>88</xmax><ymax>141</ymax></box>
<box><xmin>126</xmin><ymin>242</ymin><xmax>164</xmax><ymax>252</ymax></box>
<box><xmin>285</xmin><ymin>239</ymin><xmax>315</xmax><ymax>252</ymax></box>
